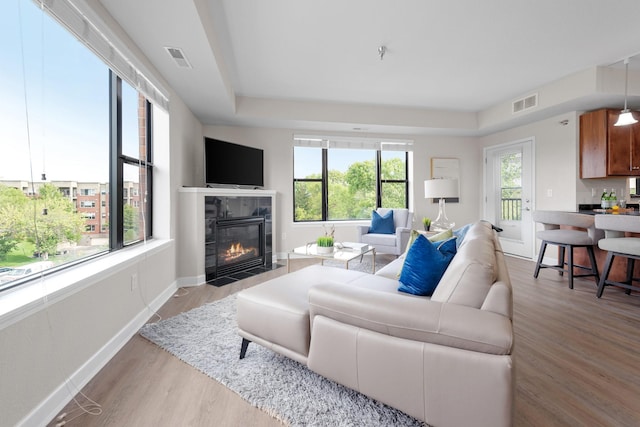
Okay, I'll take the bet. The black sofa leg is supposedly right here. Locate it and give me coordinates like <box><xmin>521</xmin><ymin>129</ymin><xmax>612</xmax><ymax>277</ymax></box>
<box><xmin>240</xmin><ymin>338</ymin><xmax>251</xmax><ymax>359</ymax></box>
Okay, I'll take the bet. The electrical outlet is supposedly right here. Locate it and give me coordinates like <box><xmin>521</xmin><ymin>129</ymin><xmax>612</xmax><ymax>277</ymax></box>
<box><xmin>546</xmin><ymin>189</ymin><xmax>553</xmax><ymax>197</ymax></box>
<box><xmin>591</xmin><ymin>188</ymin><xmax>596</xmax><ymax>197</ymax></box>
<box><xmin>130</xmin><ymin>273</ymin><xmax>138</xmax><ymax>292</ymax></box>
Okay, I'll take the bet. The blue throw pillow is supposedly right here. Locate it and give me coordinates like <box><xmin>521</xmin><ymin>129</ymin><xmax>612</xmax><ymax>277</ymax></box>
<box><xmin>398</xmin><ymin>235</ymin><xmax>457</xmax><ymax>296</ymax></box>
<box><xmin>369</xmin><ymin>210</ymin><xmax>395</xmax><ymax>234</ymax></box>
<box><xmin>453</xmin><ymin>223</ymin><xmax>473</xmax><ymax>248</ymax></box>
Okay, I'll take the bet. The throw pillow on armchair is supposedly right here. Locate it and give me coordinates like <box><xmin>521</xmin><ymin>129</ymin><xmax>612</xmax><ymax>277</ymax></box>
<box><xmin>369</xmin><ymin>209</ymin><xmax>395</xmax><ymax>234</ymax></box>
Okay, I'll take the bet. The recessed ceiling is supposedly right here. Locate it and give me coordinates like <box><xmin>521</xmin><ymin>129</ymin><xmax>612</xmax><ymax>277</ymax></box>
<box><xmin>101</xmin><ymin>0</ymin><xmax>640</xmax><ymax>135</ymax></box>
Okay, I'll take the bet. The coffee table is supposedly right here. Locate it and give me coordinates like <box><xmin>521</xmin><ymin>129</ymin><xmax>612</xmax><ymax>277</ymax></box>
<box><xmin>287</xmin><ymin>243</ymin><xmax>376</xmax><ymax>273</ymax></box>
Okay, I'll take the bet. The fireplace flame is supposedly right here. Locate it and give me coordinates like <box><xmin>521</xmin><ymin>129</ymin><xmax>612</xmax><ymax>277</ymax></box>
<box><xmin>224</xmin><ymin>242</ymin><xmax>257</xmax><ymax>262</ymax></box>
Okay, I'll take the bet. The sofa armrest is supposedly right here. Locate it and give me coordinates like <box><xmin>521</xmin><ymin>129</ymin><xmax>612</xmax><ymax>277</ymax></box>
<box><xmin>308</xmin><ymin>283</ymin><xmax>512</xmax><ymax>355</ymax></box>
<box><xmin>356</xmin><ymin>224</ymin><xmax>369</xmax><ymax>237</ymax></box>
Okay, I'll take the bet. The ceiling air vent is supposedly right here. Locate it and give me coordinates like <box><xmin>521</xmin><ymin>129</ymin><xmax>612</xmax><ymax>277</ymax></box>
<box><xmin>164</xmin><ymin>46</ymin><xmax>192</xmax><ymax>69</ymax></box>
<box><xmin>512</xmin><ymin>93</ymin><xmax>538</xmax><ymax>114</ymax></box>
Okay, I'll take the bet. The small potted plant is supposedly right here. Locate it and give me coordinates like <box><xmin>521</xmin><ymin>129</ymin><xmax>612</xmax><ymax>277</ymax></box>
<box><xmin>316</xmin><ymin>224</ymin><xmax>335</xmax><ymax>254</ymax></box>
<box><xmin>422</xmin><ymin>217</ymin><xmax>432</xmax><ymax>231</ymax></box>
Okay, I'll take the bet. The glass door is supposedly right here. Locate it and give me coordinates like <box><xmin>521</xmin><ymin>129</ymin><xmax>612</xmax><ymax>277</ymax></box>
<box><xmin>484</xmin><ymin>139</ymin><xmax>534</xmax><ymax>258</ymax></box>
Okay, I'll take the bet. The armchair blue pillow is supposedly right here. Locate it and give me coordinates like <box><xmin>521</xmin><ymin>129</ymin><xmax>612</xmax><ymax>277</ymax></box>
<box><xmin>398</xmin><ymin>235</ymin><xmax>457</xmax><ymax>296</ymax></box>
<box><xmin>369</xmin><ymin>210</ymin><xmax>395</xmax><ymax>234</ymax></box>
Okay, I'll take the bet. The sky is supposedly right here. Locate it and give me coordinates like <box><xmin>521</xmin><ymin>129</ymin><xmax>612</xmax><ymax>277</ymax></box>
<box><xmin>0</xmin><ymin>0</ymin><xmax>401</xmax><ymax>186</ymax></box>
<box><xmin>0</xmin><ymin>0</ymin><xmax>139</xmax><ymax>184</ymax></box>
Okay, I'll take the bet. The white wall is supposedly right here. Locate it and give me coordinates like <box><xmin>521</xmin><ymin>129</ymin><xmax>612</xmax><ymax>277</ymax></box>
<box><xmin>477</xmin><ymin>110</ymin><xmax>626</xmax><ymax>263</ymax></box>
<box><xmin>201</xmin><ymin>125</ymin><xmax>482</xmax><ymax>252</ymax></box>
<box><xmin>479</xmin><ymin>111</ymin><xmax>580</xmax><ymax>212</ymax></box>
<box><xmin>479</xmin><ymin>109</ymin><xmax>630</xmax><ymax>212</ymax></box>
<box><xmin>478</xmin><ymin>111</ymin><xmax>579</xmax><ymax>262</ymax></box>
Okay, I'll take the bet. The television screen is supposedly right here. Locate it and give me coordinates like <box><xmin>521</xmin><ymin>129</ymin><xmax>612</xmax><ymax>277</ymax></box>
<box><xmin>204</xmin><ymin>137</ymin><xmax>264</xmax><ymax>187</ymax></box>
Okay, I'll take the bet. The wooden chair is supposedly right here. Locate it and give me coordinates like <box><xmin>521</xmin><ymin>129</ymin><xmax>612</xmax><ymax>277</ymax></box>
<box><xmin>533</xmin><ymin>211</ymin><xmax>603</xmax><ymax>289</ymax></box>
<box><xmin>594</xmin><ymin>214</ymin><xmax>640</xmax><ymax>298</ymax></box>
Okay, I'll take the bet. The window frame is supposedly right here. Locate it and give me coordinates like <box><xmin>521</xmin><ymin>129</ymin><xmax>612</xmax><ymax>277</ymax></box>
<box><xmin>109</xmin><ymin>71</ymin><xmax>153</xmax><ymax>250</ymax></box>
<box><xmin>293</xmin><ymin>146</ymin><xmax>409</xmax><ymax>222</ymax></box>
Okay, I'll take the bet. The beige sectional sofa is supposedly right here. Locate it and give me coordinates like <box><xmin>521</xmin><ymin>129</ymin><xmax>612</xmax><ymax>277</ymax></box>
<box><xmin>237</xmin><ymin>221</ymin><xmax>514</xmax><ymax>427</ymax></box>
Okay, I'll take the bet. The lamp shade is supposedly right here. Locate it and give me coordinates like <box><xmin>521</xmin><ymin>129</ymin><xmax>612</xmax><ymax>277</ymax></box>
<box><xmin>614</xmin><ymin>110</ymin><xmax>638</xmax><ymax>126</ymax></box>
<box><xmin>424</xmin><ymin>179</ymin><xmax>459</xmax><ymax>199</ymax></box>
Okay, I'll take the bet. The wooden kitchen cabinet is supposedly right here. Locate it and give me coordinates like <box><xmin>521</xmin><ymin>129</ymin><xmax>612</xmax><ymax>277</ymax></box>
<box><xmin>579</xmin><ymin>108</ymin><xmax>640</xmax><ymax>178</ymax></box>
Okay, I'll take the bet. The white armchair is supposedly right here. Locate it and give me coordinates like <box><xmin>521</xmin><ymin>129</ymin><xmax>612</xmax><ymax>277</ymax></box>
<box><xmin>357</xmin><ymin>208</ymin><xmax>414</xmax><ymax>255</ymax></box>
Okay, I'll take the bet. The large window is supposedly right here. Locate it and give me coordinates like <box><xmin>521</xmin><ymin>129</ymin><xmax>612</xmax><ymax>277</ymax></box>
<box><xmin>0</xmin><ymin>0</ymin><xmax>153</xmax><ymax>291</ymax></box>
<box><xmin>293</xmin><ymin>137</ymin><xmax>411</xmax><ymax>221</ymax></box>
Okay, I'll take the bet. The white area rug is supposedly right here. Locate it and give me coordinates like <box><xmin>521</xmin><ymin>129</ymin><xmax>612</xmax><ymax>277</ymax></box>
<box><xmin>139</xmin><ymin>292</ymin><xmax>425</xmax><ymax>427</ymax></box>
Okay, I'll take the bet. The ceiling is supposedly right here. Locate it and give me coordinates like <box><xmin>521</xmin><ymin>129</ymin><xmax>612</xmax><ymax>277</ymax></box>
<box><xmin>100</xmin><ymin>0</ymin><xmax>640</xmax><ymax>136</ymax></box>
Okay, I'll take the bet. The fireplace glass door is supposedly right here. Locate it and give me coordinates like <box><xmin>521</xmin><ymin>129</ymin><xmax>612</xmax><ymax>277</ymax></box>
<box><xmin>214</xmin><ymin>217</ymin><xmax>265</xmax><ymax>278</ymax></box>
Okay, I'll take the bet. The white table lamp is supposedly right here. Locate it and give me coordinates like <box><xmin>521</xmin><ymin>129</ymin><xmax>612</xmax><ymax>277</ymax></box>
<box><xmin>424</xmin><ymin>178</ymin><xmax>459</xmax><ymax>231</ymax></box>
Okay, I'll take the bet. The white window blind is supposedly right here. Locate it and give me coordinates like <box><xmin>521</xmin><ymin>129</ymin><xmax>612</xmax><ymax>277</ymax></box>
<box><xmin>293</xmin><ymin>135</ymin><xmax>413</xmax><ymax>152</ymax></box>
<box><xmin>34</xmin><ymin>0</ymin><xmax>169</xmax><ymax>111</ymax></box>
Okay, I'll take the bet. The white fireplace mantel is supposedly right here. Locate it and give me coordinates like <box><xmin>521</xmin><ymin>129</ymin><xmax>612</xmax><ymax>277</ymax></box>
<box><xmin>178</xmin><ymin>186</ymin><xmax>277</xmax><ymax>198</ymax></box>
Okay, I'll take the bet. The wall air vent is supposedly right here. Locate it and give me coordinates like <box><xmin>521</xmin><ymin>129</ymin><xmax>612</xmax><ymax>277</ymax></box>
<box><xmin>512</xmin><ymin>93</ymin><xmax>538</xmax><ymax>114</ymax></box>
<box><xmin>164</xmin><ymin>46</ymin><xmax>192</xmax><ymax>69</ymax></box>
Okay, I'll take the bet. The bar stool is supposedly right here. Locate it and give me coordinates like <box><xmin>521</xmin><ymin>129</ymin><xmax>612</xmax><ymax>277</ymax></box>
<box><xmin>594</xmin><ymin>214</ymin><xmax>640</xmax><ymax>298</ymax></box>
<box><xmin>533</xmin><ymin>211</ymin><xmax>603</xmax><ymax>289</ymax></box>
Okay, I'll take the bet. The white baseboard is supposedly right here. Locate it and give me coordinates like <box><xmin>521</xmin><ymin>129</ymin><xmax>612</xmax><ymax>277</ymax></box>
<box><xmin>18</xmin><ymin>281</ymin><xmax>178</xmax><ymax>427</ymax></box>
<box><xmin>176</xmin><ymin>274</ymin><xmax>206</xmax><ymax>288</ymax></box>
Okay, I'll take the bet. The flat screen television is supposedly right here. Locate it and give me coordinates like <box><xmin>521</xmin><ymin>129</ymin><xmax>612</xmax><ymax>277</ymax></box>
<box><xmin>204</xmin><ymin>137</ymin><xmax>264</xmax><ymax>187</ymax></box>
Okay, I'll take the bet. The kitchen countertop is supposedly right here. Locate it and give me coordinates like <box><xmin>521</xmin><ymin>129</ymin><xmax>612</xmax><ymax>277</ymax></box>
<box><xmin>577</xmin><ymin>204</ymin><xmax>640</xmax><ymax>216</ymax></box>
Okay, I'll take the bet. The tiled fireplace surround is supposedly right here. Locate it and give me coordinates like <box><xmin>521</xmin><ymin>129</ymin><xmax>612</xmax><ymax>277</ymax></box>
<box><xmin>177</xmin><ymin>188</ymin><xmax>278</xmax><ymax>287</ymax></box>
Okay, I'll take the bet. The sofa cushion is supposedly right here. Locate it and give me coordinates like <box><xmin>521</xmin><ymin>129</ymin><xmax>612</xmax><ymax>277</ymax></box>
<box><xmin>431</xmin><ymin>238</ymin><xmax>497</xmax><ymax>308</ymax></box>
<box><xmin>237</xmin><ymin>265</ymin><xmax>369</xmax><ymax>359</ymax></box>
<box><xmin>360</xmin><ymin>233</ymin><xmax>396</xmax><ymax>247</ymax></box>
<box><xmin>398</xmin><ymin>235</ymin><xmax>457</xmax><ymax>296</ymax></box>
<box><xmin>369</xmin><ymin>209</ymin><xmax>395</xmax><ymax>234</ymax></box>
<box><xmin>375</xmin><ymin>256</ymin><xmax>406</xmax><ymax>279</ymax></box>
<box><xmin>457</xmin><ymin>221</ymin><xmax>493</xmax><ymax>248</ymax></box>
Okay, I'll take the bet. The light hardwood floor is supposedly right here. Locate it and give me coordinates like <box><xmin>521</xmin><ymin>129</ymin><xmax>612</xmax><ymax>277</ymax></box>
<box><xmin>48</xmin><ymin>255</ymin><xmax>640</xmax><ymax>427</ymax></box>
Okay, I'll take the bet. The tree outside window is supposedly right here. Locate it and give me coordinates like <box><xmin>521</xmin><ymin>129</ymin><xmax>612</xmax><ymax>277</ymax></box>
<box><xmin>293</xmin><ymin>145</ymin><xmax>409</xmax><ymax>221</ymax></box>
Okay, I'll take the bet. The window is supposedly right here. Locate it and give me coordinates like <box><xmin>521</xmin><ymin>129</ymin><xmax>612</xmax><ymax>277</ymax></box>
<box><xmin>0</xmin><ymin>0</ymin><xmax>154</xmax><ymax>292</ymax></box>
<box><xmin>293</xmin><ymin>137</ymin><xmax>411</xmax><ymax>221</ymax></box>
<box><xmin>629</xmin><ymin>178</ymin><xmax>638</xmax><ymax>198</ymax></box>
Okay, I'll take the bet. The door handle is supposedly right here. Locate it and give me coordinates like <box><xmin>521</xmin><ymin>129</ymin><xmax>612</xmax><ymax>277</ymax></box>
<box><xmin>523</xmin><ymin>207</ymin><xmax>531</xmax><ymax>211</ymax></box>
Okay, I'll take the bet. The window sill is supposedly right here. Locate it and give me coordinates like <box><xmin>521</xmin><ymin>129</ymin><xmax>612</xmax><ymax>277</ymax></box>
<box><xmin>292</xmin><ymin>220</ymin><xmax>370</xmax><ymax>227</ymax></box>
<box><xmin>0</xmin><ymin>239</ymin><xmax>172</xmax><ymax>330</ymax></box>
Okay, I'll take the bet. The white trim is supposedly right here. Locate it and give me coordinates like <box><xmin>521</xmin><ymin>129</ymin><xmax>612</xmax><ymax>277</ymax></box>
<box><xmin>178</xmin><ymin>187</ymin><xmax>277</xmax><ymax>197</ymax></box>
<box><xmin>16</xmin><ymin>280</ymin><xmax>177</xmax><ymax>427</ymax></box>
<box><xmin>483</xmin><ymin>137</ymin><xmax>536</xmax><ymax>259</ymax></box>
<box><xmin>293</xmin><ymin>134</ymin><xmax>414</xmax><ymax>151</ymax></box>
<box><xmin>0</xmin><ymin>239</ymin><xmax>172</xmax><ymax>330</ymax></box>
<box><xmin>176</xmin><ymin>274</ymin><xmax>206</xmax><ymax>288</ymax></box>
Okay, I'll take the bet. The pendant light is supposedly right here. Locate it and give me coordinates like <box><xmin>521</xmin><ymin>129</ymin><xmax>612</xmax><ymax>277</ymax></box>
<box><xmin>614</xmin><ymin>58</ymin><xmax>638</xmax><ymax>126</ymax></box>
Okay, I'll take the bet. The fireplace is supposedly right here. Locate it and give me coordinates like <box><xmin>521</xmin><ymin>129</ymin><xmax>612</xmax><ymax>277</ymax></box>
<box><xmin>207</xmin><ymin>216</ymin><xmax>266</xmax><ymax>280</ymax></box>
